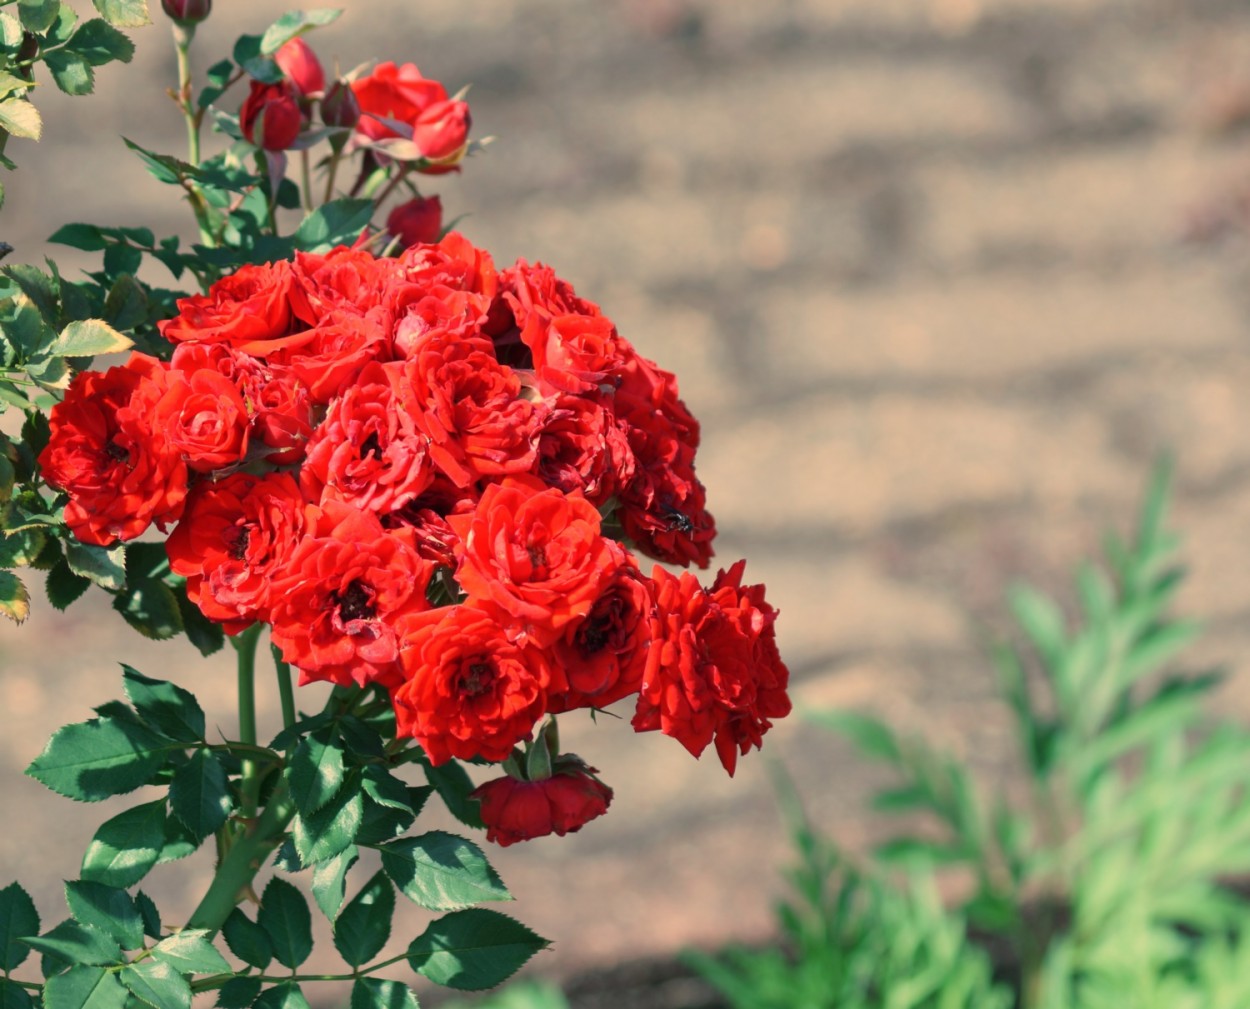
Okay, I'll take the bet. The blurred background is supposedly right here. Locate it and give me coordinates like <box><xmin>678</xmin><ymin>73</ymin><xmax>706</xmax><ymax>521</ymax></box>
<box><xmin>5</xmin><ymin>0</ymin><xmax>1250</xmax><ymax>1001</ymax></box>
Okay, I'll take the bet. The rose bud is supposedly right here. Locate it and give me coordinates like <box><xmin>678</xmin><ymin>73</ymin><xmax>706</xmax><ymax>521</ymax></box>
<box><xmin>275</xmin><ymin>37</ymin><xmax>325</xmax><ymax>98</ymax></box>
<box><xmin>320</xmin><ymin>80</ymin><xmax>361</xmax><ymax>130</ymax></box>
<box><xmin>386</xmin><ymin>195</ymin><xmax>443</xmax><ymax>248</ymax></box>
<box><xmin>162</xmin><ymin>0</ymin><xmax>211</xmax><ymax>25</ymax></box>
<box><xmin>240</xmin><ymin>80</ymin><xmax>302</xmax><ymax>152</ymax></box>
<box><xmin>413</xmin><ymin>99</ymin><xmax>471</xmax><ymax>164</ymax></box>
<box><xmin>471</xmin><ymin>765</ymin><xmax>613</xmax><ymax>847</ymax></box>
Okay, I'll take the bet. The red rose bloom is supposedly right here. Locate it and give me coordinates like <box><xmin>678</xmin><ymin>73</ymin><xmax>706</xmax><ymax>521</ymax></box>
<box><xmin>534</xmin><ymin>391</ymin><xmax>628</xmax><ymax>505</ymax></box>
<box><xmin>548</xmin><ymin>548</ymin><xmax>652</xmax><ymax>713</ymax></box>
<box><xmin>301</xmin><ymin>361</ymin><xmax>434</xmax><ymax>514</ymax></box>
<box><xmin>291</xmin><ymin>247</ymin><xmax>395</xmax><ymax>326</ymax></box>
<box><xmin>275</xmin><ymin>37</ymin><xmax>325</xmax><ymax>97</ymax></box>
<box><xmin>412</xmin><ymin>98</ymin><xmax>470</xmax><ymax>162</ymax></box>
<box><xmin>387</xmin><ymin>195</ymin><xmax>443</xmax><ymax>248</ymax></box>
<box><xmin>449</xmin><ymin>475</ymin><xmax>617</xmax><ymax>648</ymax></box>
<box><xmin>632</xmin><ymin>560</ymin><xmax>791</xmax><ymax>776</ymax></box>
<box><xmin>159</xmin><ymin>260</ymin><xmax>305</xmax><ymax>349</ymax></box>
<box><xmin>166</xmin><ymin>472</ymin><xmax>307</xmax><ymax>632</ymax></box>
<box><xmin>393</xmin><ymin>605</ymin><xmax>553</xmax><ymax>764</ymax></box>
<box><xmin>472</xmin><ymin>765</ymin><xmax>612</xmax><ymax>846</ymax></box>
<box><xmin>351</xmin><ymin>61</ymin><xmax>448</xmax><ymax>142</ymax></box>
<box><xmin>154</xmin><ymin>367</ymin><xmax>250</xmax><ymax>473</ymax></box>
<box><xmin>39</xmin><ymin>354</ymin><xmax>187</xmax><ymax>546</ymax></box>
<box><xmin>270</xmin><ymin>502</ymin><xmax>434</xmax><ymax>689</ymax></box>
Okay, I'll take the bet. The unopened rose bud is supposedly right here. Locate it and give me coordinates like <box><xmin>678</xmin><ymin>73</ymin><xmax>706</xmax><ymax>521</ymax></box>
<box><xmin>274</xmin><ymin>37</ymin><xmax>325</xmax><ymax>98</ymax></box>
<box><xmin>320</xmin><ymin>80</ymin><xmax>361</xmax><ymax>130</ymax></box>
<box><xmin>386</xmin><ymin>195</ymin><xmax>443</xmax><ymax>248</ymax></box>
<box><xmin>161</xmin><ymin>0</ymin><xmax>211</xmax><ymax>24</ymax></box>
<box><xmin>413</xmin><ymin>99</ymin><xmax>471</xmax><ymax>164</ymax></box>
<box><xmin>470</xmin><ymin>765</ymin><xmax>613</xmax><ymax>847</ymax></box>
<box><xmin>240</xmin><ymin>80</ymin><xmax>302</xmax><ymax>152</ymax></box>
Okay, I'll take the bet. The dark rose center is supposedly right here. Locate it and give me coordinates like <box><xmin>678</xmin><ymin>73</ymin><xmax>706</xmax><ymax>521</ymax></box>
<box><xmin>103</xmin><ymin>439</ymin><xmax>129</xmax><ymax>464</ymax></box>
<box><xmin>576</xmin><ymin>597</ymin><xmax>626</xmax><ymax>658</ymax></box>
<box><xmin>334</xmin><ymin>579</ymin><xmax>376</xmax><ymax>623</ymax></box>
<box><xmin>461</xmin><ymin>660</ymin><xmax>494</xmax><ymax>697</ymax></box>
<box><xmin>226</xmin><ymin>523</ymin><xmax>251</xmax><ymax>561</ymax></box>
<box><xmin>360</xmin><ymin>431</ymin><xmax>382</xmax><ymax>459</ymax></box>
<box><xmin>526</xmin><ymin>542</ymin><xmax>547</xmax><ymax>569</ymax></box>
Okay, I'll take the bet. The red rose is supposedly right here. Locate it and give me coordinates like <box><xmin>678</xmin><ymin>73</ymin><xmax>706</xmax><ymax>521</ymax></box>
<box><xmin>166</xmin><ymin>472</ymin><xmax>307</xmax><ymax>632</ymax></box>
<box><xmin>154</xmin><ymin>367</ymin><xmax>250</xmax><ymax>473</ymax></box>
<box><xmin>269</xmin><ymin>502</ymin><xmax>434</xmax><ymax>689</ymax></box>
<box><xmin>392</xmin><ymin>604</ymin><xmax>553</xmax><ymax>764</ymax></box>
<box><xmin>39</xmin><ymin>354</ymin><xmax>187</xmax><ymax>546</ymax></box>
<box><xmin>412</xmin><ymin>99</ymin><xmax>470</xmax><ymax>163</ymax></box>
<box><xmin>472</xmin><ymin>764</ymin><xmax>612</xmax><ymax>846</ymax></box>
<box><xmin>240</xmin><ymin>79</ymin><xmax>303</xmax><ymax>151</ymax></box>
<box><xmin>533</xmin><ymin>391</ymin><xmax>626</xmax><ymax>506</ymax></box>
<box><xmin>251</xmin><ymin>364</ymin><xmax>315</xmax><ymax>466</ymax></box>
<box><xmin>291</xmin><ymin>247</ymin><xmax>395</xmax><ymax>326</ymax></box>
<box><xmin>275</xmin><ymin>37</ymin><xmax>325</xmax><ymax>97</ymax></box>
<box><xmin>548</xmin><ymin>549</ymin><xmax>652</xmax><ymax>713</ymax></box>
<box><xmin>449</xmin><ymin>476</ymin><xmax>617</xmax><ymax>648</ymax></box>
<box><xmin>159</xmin><ymin>260</ymin><xmax>305</xmax><ymax>349</ymax></box>
<box><xmin>399</xmin><ymin>335</ymin><xmax>540</xmax><ymax>488</ymax></box>
<box><xmin>390</xmin><ymin>232</ymin><xmax>497</xmax><ymax>310</ymax></box>
<box><xmin>301</xmin><ymin>361</ymin><xmax>434</xmax><ymax>514</ymax></box>
<box><xmin>351</xmin><ymin>61</ymin><xmax>448</xmax><ymax>143</ymax></box>
<box><xmin>632</xmin><ymin>561</ymin><xmax>791</xmax><ymax>776</ymax></box>
<box><xmin>387</xmin><ymin>195</ymin><xmax>443</xmax><ymax>249</ymax></box>
<box><xmin>269</xmin><ymin>312</ymin><xmax>390</xmax><ymax>406</ymax></box>
<box><xmin>321</xmin><ymin>80</ymin><xmax>360</xmax><ymax>129</ymax></box>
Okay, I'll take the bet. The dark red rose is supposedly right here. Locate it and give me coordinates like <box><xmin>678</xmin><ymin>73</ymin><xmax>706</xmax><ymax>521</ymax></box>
<box><xmin>392</xmin><ymin>604</ymin><xmax>553</xmax><ymax>764</ymax></box>
<box><xmin>240</xmin><ymin>79</ymin><xmax>303</xmax><ymax>151</ymax></box>
<box><xmin>39</xmin><ymin>354</ymin><xmax>187</xmax><ymax>546</ymax></box>
<box><xmin>448</xmin><ymin>475</ymin><xmax>617</xmax><ymax>648</ymax></box>
<box><xmin>166</xmin><ymin>472</ymin><xmax>307</xmax><ymax>632</ymax></box>
<box><xmin>387</xmin><ymin>195</ymin><xmax>443</xmax><ymax>249</ymax></box>
<box><xmin>472</xmin><ymin>764</ymin><xmax>612</xmax><ymax>846</ymax></box>
<box><xmin>533</xmin><ymin>391</ymin><xmax>625</xmax><ymax>506</ymax></box>
<box><xmin>321</xmin><ymin>80</ymin><xmax>361</xmax><ymax>129</ymax></box>
<box><xmin>632</xmin><ymin>561</ymin><xmax>791</xmax><ymax>776</ymax></box>
<box><xmin>161</xmin><ymin>0</ymin><xmax>210</xmax><ymax>25</ymax></box>
<box><xmin>269</xmin><ymin>502</ymin><xmax>434</xmax><ymax>689</ymax></box>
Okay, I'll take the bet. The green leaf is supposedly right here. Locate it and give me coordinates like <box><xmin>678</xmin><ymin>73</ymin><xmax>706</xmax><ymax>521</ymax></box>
<box><xmin>150</xmin><ymin>928</ymin><xmax>229</xmax><ymax>975</ymax></box>
<box><xmin>287</xmin><ymin>729</ymin><xmax>345</xmax><ymax>816</ymax></box>
<box><xmin>120</xmin><ymin>959</ymin><xmax>191</xmax><ymax>1009</ymax></box>
<box><xmin>0</xmin><ymin>98</ymin><xmax>41</xmax><ymax>141</ymax></box>
<box><xmin>42</xmin><ymin>964</ymin><xmax>128</xmax><ymax>1009</ymax></box>
<box><xmin>90</xmin><ymin>0</ymin><xmax>149</xmax><ymax>28</ymax></box>
<box><xmin>44</xmin><ymin>51</ymin><xmax>94</xmax><ymax>96</ymax></box>
<box><xmin>176</xmin><ymin>588</ymin><xmax>225</xmax><ymax>657</ymax></box>
<box><xmin>122</xmin><ymin>666</ymin><xmax>205</xmax><ymax>742</ymax></box>
<box><xmin>258</xmin><ymin>9</ymin><xmax>340</xmax><ymax>55</ymax></box>
<box><xmin>333</xmin><ymin>871</ymin><xmax>395</xmax><ymax>967</ymax></box>
<box><xmin>424</xmin><ymin>760</ymin><xmax>484</xmax><ymax>829</ymax></box>
<box><xmin>46</xmin><ymin>560</ymin><xmax>90</xmax><ymax>610</ymax></box>
<box><xmin>311</xmin><ymin>845</ymin><xmax>357</xmax><ymax>921</ymax></box>
<box><xmin>0</xmin><ymin>881</ymin><xmax>39</xmax><ymax>970</ymax></box>
<box><xmin>48</xmin><ymin>318</ymin><xmax>132</xmax><ymax>357</ymax></box>
<box><xmin>216</xmin><ymin>976</ymin><xmax>262</xmax><ymax>1009</ymax></box>
<box><xmin>292</xmin><ymin>780</ymin><xmax>363</xmax><ymax>865</ymax></box>
<box><xmin>113</xmin><ymin>577</ymin><xmax>183</xmax><ymax>639</ymax></box>
<box><xmin>169</xmin><ymin>748</ymin><xmax>231</xmax><ymax>840</ymax></box>
<box><xmin>27</xmin><ymin>716</ymin><xmax>168</xmax><ymax>801</ymax></box>
<box><xmin>0</xmin><ymin>570</ymin><xmax>29</xmax><ymax>623</ymax></box>
<box><xmin>23</xmin><ymin>921</ymin><xmax>121</xmax><ymax>967</ymax></box>
<box><xmin>808</xmin><ymin>710</ymin><xmax>901</xmax><ymax>763</ymax></box>
<box><xmin>157</xmin><ymin>812</ymin><xmax>199</xmax><ymax>864</ymax></box>
<box><xmin>80</xmin><ymin>800</ymin><xmax>166</xmax><ymax>887</ymax></box>
<box><xmin>350</xmin><ymin>979</ymin><xmax>419</xmax><ymax>1009</ymax></box>
<box><xmin>101</xmin><ymin>274</ymin><xmax>146</xmax><ymax>331</ymax></box>
<box><xmin>64</xmin><ymin>540</ymin><xmax>125</xmax><ymax>591</ymax></box>
<box><xmin>382</xmin><ymin>832</ymin><xmax>511</xmax><ymax>912</ymax></box>
<box><xmin>293</xmin><ymin>199</ymin><xmax>373</xmax><ymax>252</ymax></box>
<box><xmin>222</xmin><ymin>908</ymin><xmax>271</xmax><ymax>970</ymax></box>
<box><xmin>407</xmin><ymin>909</ymin><xmax>549</xmax><ymax>991</ymax></box>
<box><xmin>49</xmin><ymin>223</ymin><xmax>108</xmax><ymax>252</ymax></box>
<box><xmin>17</xmin><ymin>0</ymin><xmax>59</xmax><ymax>33</ymax></box>
<box><xmin>362</xmin><ymin>766</ymin><xmax>416</xmax><ymax>812</ymax></box>
<box><xmin>252</xmin><ymin>984</ymin><xmax>311</xmax><ymax>1009</ymax></box>
<box><xmin>3</xmin><ymin>265</ymin><xmax>58</xmax><ymax>323</ymax></box>
<box><xmin>67</xmin><ymin>18</ymin><xmax>135</xmax><ymax>65</ymax></box>
<box><xmin>0</xmin><ymin>977</ymin><xmax>35</xmax><ymax>1009</ymax></box>
<box><xmin>64</xmin><ymin>881</ymin><xmax>143</xmax><ymax>950</ymax></box>
<box><xmin>257</xmin><ymin>878</ymin><xmax>312</xmax><ymax>969</ymax></box>
<box><xmin>133</xmin><ymin>891</ymin><xmax>160</xmax><ymax>939</ymax></box>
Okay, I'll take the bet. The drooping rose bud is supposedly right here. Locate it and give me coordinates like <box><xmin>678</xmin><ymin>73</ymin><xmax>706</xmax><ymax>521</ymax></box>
<box><xmin>240</xmin><ymin>80</ymin><xmax>302</xmax><ymax>152</ymax></box>
<box><xmin>274</xmin><ymin>37</ymin><xmax>325</xmax><ymax>98</ymax></box>
<box><xmin>470</xmin><ymin>765</ymin><xmax>612</xmax><ymax>847</ymax></box>
<box><xmin>320</xmin><ymin>80</ymin><xmax>361</xmax><ymax>130</ymax></box>
<box><xmin>413</xmin><ymin>99</ymin><xmax>471</xmax><ymax>164</ymax></box>
<box><xmin>161</xmin><ymin>0</ymin><xmax>211</xmax><ymax>25</ymax></box>
<box><xmin>386</xmin><ymin>195</ymin><xmax>443</xmax><ymax>248</ymax></box>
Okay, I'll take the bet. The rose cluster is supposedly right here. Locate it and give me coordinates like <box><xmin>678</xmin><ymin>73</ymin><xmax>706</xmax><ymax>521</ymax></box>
<box><xmin>38</xmin><ymin>232</ymin><xmax>790</xmax><ymax>845</ymax></box>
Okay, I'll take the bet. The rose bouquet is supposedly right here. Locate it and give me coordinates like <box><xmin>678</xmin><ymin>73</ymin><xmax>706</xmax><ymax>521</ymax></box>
<box><xmin>0</xmin><ymin>4</ymin><xmax>790</xmax><ymax>1006</ymax></box>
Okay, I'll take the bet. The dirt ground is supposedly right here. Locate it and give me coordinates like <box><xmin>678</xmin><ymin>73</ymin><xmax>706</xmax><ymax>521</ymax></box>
<box><xmin>5</xmin><ymin>0</ymin><xmax>1250</xmax><ymax>1004</ymax></box>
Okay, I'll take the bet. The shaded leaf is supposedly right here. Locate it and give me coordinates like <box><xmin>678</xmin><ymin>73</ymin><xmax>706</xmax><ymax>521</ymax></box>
<box><xmin>407</xmin><ymin>909</ymin><xmax>549</xmax><ymax>991</ymax></box>
<box><xmin>64</xmin><ymin>881</ymin><xmax>142</xmax><ymax>950</ymax></box>
<box><xmin>169</xmin><ymin>748</ymin><xmax>231</xmax><ymax>840</ymax></box>
<box><xmin>333</xmin><ymin>871</ymin><xmax>394</xmax><ymax>967</ymax></box>
<box><xmin>42</xmin><ymin>964</ymin><xmax>128</xmax><ymax>1009</ymax></box>
<box><xmin>0</xmin><ymin>882</ymin><xmax>38</xmax><ymax>971</ymax></box>
<box><xmin>80</xmin><ymin>800</ymin><xmax>166</xmax><ymax>887</ymax></box>
<box><xmin>257</xmin><ymin>878</ymin><xmax>311</xmax><ymax>969</ymax></box>
<box><xmin>27</xmin><ymin>716</ymin><xmax>168</xmax><ymax>801</ymax></box>
<box><xmin>382</xmin><ymin>832</ymin><xmax>510</xmax><ymax>912</ymax></box>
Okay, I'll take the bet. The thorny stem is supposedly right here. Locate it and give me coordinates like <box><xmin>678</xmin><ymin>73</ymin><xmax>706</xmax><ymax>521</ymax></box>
<box><xmin>171</xmin><ymin>23</ymin><xmax>216</xmax><ymax>246</ymax></box>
